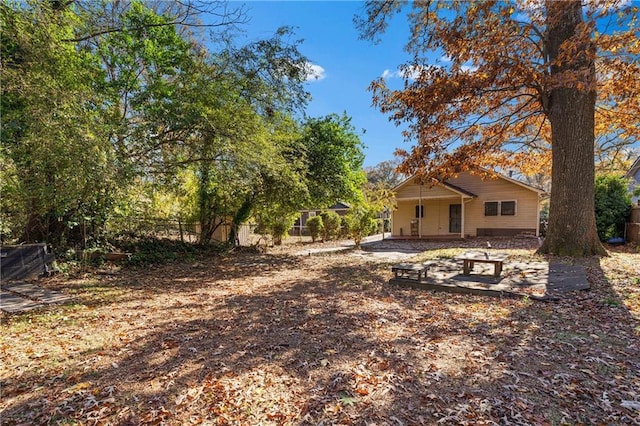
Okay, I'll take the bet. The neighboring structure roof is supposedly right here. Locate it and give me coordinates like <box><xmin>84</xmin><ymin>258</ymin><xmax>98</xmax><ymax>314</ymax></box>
<box><xmin>625</xmin><ymin>157</ymin><xmax>640</xmax><ymax>179</ymax></box>
<box><xmin>299</xmin><ymin>202</ymin><xmax>350</xmax><ymax>212</ymax></box>
<box><xmin>329</xmin><ymin>202</ymin><xmax>351</xmax><ymax>210</ymax></box>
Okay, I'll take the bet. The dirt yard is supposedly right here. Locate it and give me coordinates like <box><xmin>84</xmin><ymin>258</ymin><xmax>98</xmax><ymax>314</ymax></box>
<box><xmin>1</xmin><ymin>239</ymin><xmax>639</xmax><ymax>425</ymax></box>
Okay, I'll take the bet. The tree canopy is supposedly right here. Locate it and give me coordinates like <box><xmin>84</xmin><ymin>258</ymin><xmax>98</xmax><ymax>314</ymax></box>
<box><xmin>357</xmin><ymin>0</ymin><xmax>639</xmax><ymax>256</ymax></box>
<box><xmin>0</xmin><ymin>1</ymin><xmax>366</xmax><ymax>249</ymax></box>
<box><xmin>301</xmin><ymin>113</ymin><xmax>367</xmax><ymax>208</ymax></box>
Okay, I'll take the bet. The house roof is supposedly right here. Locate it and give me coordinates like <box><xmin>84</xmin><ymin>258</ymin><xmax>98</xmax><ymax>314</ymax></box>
<box><xmin>625</xmin><ymin>157</ymin><xmax>640</xmax><ymax>179</ymax></box>
<box><xmin>329</xmin><ymin>202</ymin><xmax>351</xmax><ymax>210</ymax></box>
<box><xmin>392</xmin><ymin>175</ymin><xmax>476</xmax><ymax>197</ymax></box>
<box><xmin>441</xmin><ymin>181</ymin><xmax>477</xmax><ymax>197</ymax></box>
<box><xmin>299</xmin><ymin>202</ymin><xmax>350</xmax><ymax>212</ymax></box>
<box><xmin>392</xmin><ymin>169</ymin><xmax>546</xmax><ymax>196</ymax></box>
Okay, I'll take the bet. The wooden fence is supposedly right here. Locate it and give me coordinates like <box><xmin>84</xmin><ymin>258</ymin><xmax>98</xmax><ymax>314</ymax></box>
<box><xmin>108</xmin><ymin>217</ymin><xmax>253</xmax><ymax>246</ymax></box>
<box><xmin>626</xmin><ymin>207</ymin><xmax>640</xmax><ymax>244</ymax></box>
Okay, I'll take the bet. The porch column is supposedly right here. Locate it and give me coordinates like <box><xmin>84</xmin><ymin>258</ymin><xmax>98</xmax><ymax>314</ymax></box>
<box><xmin>419</xmin><ymin>185</ymin><xmax>423</xmax><ymax>238</ymax></box>
<box><xmin>460</xmin><ymin>196</ymin><xmax>465</xmax><ymax>239</ymax></box>
<box><xmin>536</xmin><ymin>195</ymin><xmax>541</xmax><ymax>237</ymax></box>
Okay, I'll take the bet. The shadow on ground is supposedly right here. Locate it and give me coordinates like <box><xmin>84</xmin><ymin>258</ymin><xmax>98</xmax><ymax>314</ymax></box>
<box><xmin>1</xmin><ymin>247</ymin><xmax>639</xmax><ymax>424</ymax></box>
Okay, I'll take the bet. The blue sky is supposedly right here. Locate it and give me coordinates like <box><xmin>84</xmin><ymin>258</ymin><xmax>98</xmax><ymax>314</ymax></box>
<box><xmin>227</xmin><ymin>2</ymin><xmax>640</xmax><ymax>170</ymax></box>
<box><xmin>233</xmin><ymin>1</ymin><xmax>418</xmax><ymax>167</ymax></box>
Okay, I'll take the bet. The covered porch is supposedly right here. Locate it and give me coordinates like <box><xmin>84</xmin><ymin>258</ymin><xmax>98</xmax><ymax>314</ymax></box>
<box><xmin>392</xmin><ymin>195</ymin><xmax>475</xmax><ymax>239</ymax></box>
<box><xmin>391</xmin><ymin>177</ymin><xmax>477</xmax><ymax>239</ymax></box>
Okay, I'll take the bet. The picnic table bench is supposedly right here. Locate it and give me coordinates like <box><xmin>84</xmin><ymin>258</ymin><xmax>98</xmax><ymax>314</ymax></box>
<box><xmin>391</xmin><ymin>262</ymin><xmax>437</xmax><ymax>281</ymax></box>
<box><xmin>455</xmin><ymin>250</ymin><xmax>509</xmax><ymax>277</ymax></box>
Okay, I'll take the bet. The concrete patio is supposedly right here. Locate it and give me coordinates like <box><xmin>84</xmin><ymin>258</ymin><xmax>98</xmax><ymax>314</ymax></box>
<box><xmin>388</xmin><ymin>259</ymin><xmax>588</xmax><ymax>300</ymax></box>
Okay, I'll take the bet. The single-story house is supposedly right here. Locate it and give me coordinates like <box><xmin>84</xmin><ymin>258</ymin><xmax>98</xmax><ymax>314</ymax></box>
<box><xmin>391</xmin><ymin>170</ymin><xmax>546</xmax><ymax>238</ymax></box>
<box><xmin>290</xmin><ymin>202</ymin><xmax>351</xmax><ymax>236</ymax></box>
<box><xmin>626</xmin><ymin>156</ymin><xmax>640</xmax><ymax>206</ymax></box>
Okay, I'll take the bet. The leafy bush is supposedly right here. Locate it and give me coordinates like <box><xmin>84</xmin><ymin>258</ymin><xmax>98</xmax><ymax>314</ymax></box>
<box><xmin>345</xmin><ymin>206</ymin><xmax>378</xmax><ymax>248</ymax></box>
<box><xmin>254</xmin><ymin>212</ymin><xmax>297</xmax><ymax>246</ymax></box>
<box><xmin>539</xmin><ymin>204</ymin><xmax>549</xmax><ymax>237</ymax></box>
<box><xmin>320</xmin><ymin>211</ymin><xmax>341</xmax><ymax>241</ymax></box>
<box><xmin>306</xmin><ymin>216</ymin><xmax>323</xmax><ymax>242</ymax></box>
<box><xmin>117</xmin><ymin>237</ymin><xmax>227</xmax><ymax>265</ymax></box>
<box><xmin>594</xmin><ymin>175</ymin><xmax>633</xmax><ymax>241</ymax></box>
<box><xmin>270</xmin><ymin>221</ymin><xmax>289</xmax><ymax>246</ymax></box>
<box><xmin>339</xmin><ymin>217</ymin><xmax>350</xmax><ymax>239</ymax></box>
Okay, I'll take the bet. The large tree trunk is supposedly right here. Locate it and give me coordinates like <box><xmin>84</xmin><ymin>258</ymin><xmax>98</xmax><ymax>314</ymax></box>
<box><xmin>538</xmin><ymin>1</ymin><xmax>606</xmax><ymax>256</ymax></box>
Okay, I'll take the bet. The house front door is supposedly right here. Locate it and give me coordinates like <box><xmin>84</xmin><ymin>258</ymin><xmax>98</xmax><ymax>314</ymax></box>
<box><xmin>449</xmin><ymin>204</ymin><xmax>461</xmax><ymax>233</ymax></box>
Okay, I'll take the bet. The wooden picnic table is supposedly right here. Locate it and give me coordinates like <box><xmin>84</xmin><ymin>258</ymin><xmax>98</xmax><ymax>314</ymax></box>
<box><xmin>391</xmin><ymin>262</ymin><xmax>436</xmax><ymax>281</ymax></box>
<box><xmin>455</xmin><ymin>250</ymin><xmax>509</xmax><ymax>277</ymax></box>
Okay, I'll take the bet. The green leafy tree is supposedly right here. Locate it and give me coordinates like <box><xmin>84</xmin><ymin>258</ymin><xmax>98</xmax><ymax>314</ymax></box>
<box><xmin>345</xmin><ymin>206</ymin><xmax>378</xmax><ymax>249</ymax></box>
<box><xmin>301</xmin><ymin>114</ymin><xmax>367</xmax><ymax>208</ymax></box>
<box><xmin>1</xmin><ymin>2</ymin><xmax>117</xmax><ymax>246</ymax></box>
<box><xmin>306</xmin><ymin>216</ymin><xmax>323</xmax><ymax>243</ymax></box>
<box><xmin>594</xmin><ymin>175</ymin><xmax>633</xmax><ymax>241</ymax></box>
<box><xmin>345</xmin><ymin>185</ymin><xmax>396</xmax><ymax>248</ymax></box>
<box><xmin>320</xmin><ymin>211</ymin><xmax>341</xmax><ymax>242</ymax></box>
<box><xmin>195</xmin><ymin>29</ymin><xmax>308</xmax><ymax>241</ymax></box>
<box><xmin>87</xmin><ymin>0</ymin><xmax>195</xmax><ymax>179</ymax></box>
<box><xmin>252</xmin><ymin>115</ymin><xmax>309</xmax><ymax>246</ymax></box>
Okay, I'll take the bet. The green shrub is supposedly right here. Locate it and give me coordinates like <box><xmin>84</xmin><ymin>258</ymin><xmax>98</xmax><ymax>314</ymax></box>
<box><xmin>339</xmin><ymin>217</ymin><xmax>350</xmax><ymax>239</ymax></box>
<box><xmin>271</xmin><ymin>221</ymin><xmax>289</xmax><ymax>246</ymax></box>
<box><xmin>320</xmin><ymin>211</ymin><xmax>341</xmax><ymax>241</ymax></box>
<box><xmin>306</xmin><ymin>216</ymin><xmax>323</xmax><ymax>242</ymax></box>
<box><xmin>345</xmin><ymin>206</ymin><xmax>378</xmax><ymax>248</ymax></box>
<box><xmin>595</xmin><ymin>175</ymin><xmax>633</xmax><ymax>241</ymax></box>
<box><xmin>117</xmin><ymin>237</ymin><xmax>226</xmax><ymax>265</ymax></box>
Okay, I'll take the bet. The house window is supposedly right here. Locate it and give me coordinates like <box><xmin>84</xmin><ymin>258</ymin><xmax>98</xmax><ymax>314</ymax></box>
<box><xmin>484</xmin><ymin>202</ymin><xmax>499</xmax><ymax>216</ymax></box>
<box><xmin>415</xmin><ymin>205</ymin><xmax>424</xmax><ymax>218</ymax></box>
<box><xmin>501</xmin><ymin>201</ymin><xmax>516</xmax><ymax>216</ymax></box>
<box><xmin>485</xmin><ymin>201</ymin><xmax>516</xmax><ymax>216</ymax></box>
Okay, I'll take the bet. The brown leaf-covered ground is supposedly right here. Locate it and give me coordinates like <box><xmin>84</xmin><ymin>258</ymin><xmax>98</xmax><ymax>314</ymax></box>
<box><xmin>1</xmin><ymin>239</ymin><xmax>639</xmax><ymax>425</ymax></box>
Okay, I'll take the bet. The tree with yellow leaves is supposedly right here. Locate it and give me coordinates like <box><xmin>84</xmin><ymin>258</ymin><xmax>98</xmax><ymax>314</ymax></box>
<box><xmin>357</xmin><ymin>0</ymin><xmax>639</xmax><ymax>256</ymax></box>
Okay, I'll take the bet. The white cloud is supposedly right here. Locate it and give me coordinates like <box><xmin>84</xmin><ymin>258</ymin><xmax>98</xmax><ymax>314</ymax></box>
<box><xmin>400</xmin><ymin>65</ymin><xmax>425</xmax><ymax>80</ymax></box>
<box><xmin>382</xmin><ymin>65</ymin><xmax>428</xmax><ymax>81</ymax></box>
<box><xmin>304</xmin><ymin>63</ymin><xmax>326</xmax><ymax>82</ymax></box>
<box><xmin>381</xmin><ymin>69</ymin><xmax>400</xmax><ymax>79</ymax></box>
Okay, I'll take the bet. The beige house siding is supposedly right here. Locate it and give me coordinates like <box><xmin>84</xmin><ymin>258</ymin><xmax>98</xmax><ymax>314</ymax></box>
<box><xmin>449</xmin><ymin>174</ymin><xmax>539</xmax><ymax>236</ymax></box>
<box><xmin>392</xmin><ymin>171</ymin><xmax>542</xmax><ymax>238</ymax></box>
<box><xmin>395</xmin><ymin>178</ymin><xmax>460</xmax><ymax>199</ymax></box>
<box><xmin>393</xmin><ymin>199</ymin><xmax>462</xmax><ymax>236</ymax></box>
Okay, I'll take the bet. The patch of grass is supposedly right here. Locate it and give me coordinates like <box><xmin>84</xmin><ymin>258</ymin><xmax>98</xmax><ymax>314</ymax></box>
<box><xmin>603</xmin><ymin>297</ymin><xmax>621</xmax><ymax>307</ymax></box>
<box><xmin>5</xmin><ymin>305</ymin><xmax>85</xmax><ymax>330</ymax></box>
<box><xmin>553</xmin><ymin>331</ymin><xmax>589</xmax><ymax>342</ymax></box>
